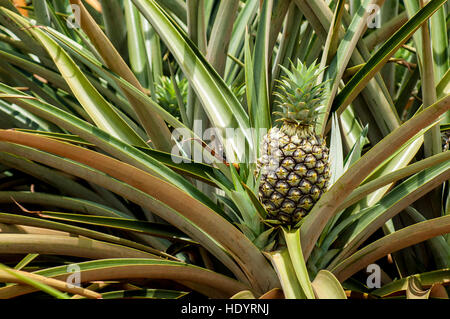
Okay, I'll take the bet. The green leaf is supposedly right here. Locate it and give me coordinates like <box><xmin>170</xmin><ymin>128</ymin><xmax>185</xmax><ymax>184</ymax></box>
<box><xmin>265</xmin><ymin>249</ymin><xmax>306</xmax><ymax>299</ymax></box>
<box><xmin>0</xmin><ymin>83</ymin><xmax>221</xmax><ymax>213</ymax></box>
<box><xmin>132</xmin><ymin>0</ymin><xmax>254</xmax><ymax>158</ymax></box>
<box><xmin>2</xmin><ymin>258</ymin><xmax>250</xmax><ymax>299</ymax></box>
<box><xmin>0</xmin><ymin>8</ymin><xmax>148</xmax><ymax>147</ymax></box>
<box><xmin>331</xmin><ymin>214</ymin><xmax>450</xmax><ymax>282</ymax></box>
<box><xmin>69</xmin><ymin>0</ymin><xmax>173</xmax><ymax>151</ymax></box>
<box><xmin>0</xmin><ymin>263</ymin><xmax>69</xmax><ymax>299</ymax></box>
<box><xmin>0</xmin><ymin>212</ymin><xmax>171</xmax><ymax>258</ymax></box>
<box><xmin>317</xmin><ymin>0</ymin><xmax>370</xmax><ymax>135</ymax></box>
<box><xmin>36</xmin><ymin>211</ymin><xmax>194</xmax><ymax>243</ymax></box>
<box><xmin>0</xmin><ymin>191</ymin><xmax>130</xmax><ymax>218</ymax></box>
<box><xmin>99</xmin><ymin>289</ymin><xmax>189</xmax><ymax>299</ymax></box>
<box><xmin>32</xmin><ymin>0</ymin><xmax>51</xmax><ymax>26</ymax></box>
<box><xmin>205</xmin><ymin>0</ymin><xmax>239</xmax><ymax>77</ymax></box>
<box><xmin>329</xmin><ymin>112</ymin><xmax>344</xmax><ymax>186</ymax></box>
<box><xmin>101</xmin><ymin>0</ymin><xmax>128</xmax><ymax>58</ymax></box>
<box><xmin>311</xmin><ymin>270</ymin><xmax>347</xmax><ymax>299</ymax></box>
<box><xmin>332</xmin><ymin>0</ymin><xmax>448</xmax><ymax>113</ymax></box>
<box><xmin>13</xmin><ymin>129</ymin><xmax>219</xmax><ymax>185</ymax></box>
<box><xmin>14</xmin><ymin>253</ymin><xmax>39</xmax><ymax>271</ymax></box>
<box><xmin>317</xmin><ymin>113</ymin><xmax>344</xmax><ymax>245</ymax></box>
<box><xmin>331</xmin><ymin>160</ymin><xmax>450</xmax><ymax>267</ymax></box>
<box><xmin>230</xmin><ymin>290</ymin><xmax>256</xmax><ymax>299</ymax></box>
<box><xmin>301</xmin><ymin>94</ymin><xmax>450</xmax><ymax>260</ymax></box>
<box><xmin>0</xmin><ymin>127</ymin><xmax>278</xmax><ymax>293</ymax></box>
<box><xmin>339</xmin><ymin>151</ymin><xmax>450</xmax><ymax>212</ymax></box>
<box><xmin>241</xmin><ymin>180</ymin><xmax>268</xmax><ymax>221</ymax></box>
<box><xmin>251</xmin><ymin>0</ymin><xmax>272</xmax><ymax>149</ymax></box>
<box><xmin>343</xmin><ymin>125</ymin><xmax>368</xmax><ymax>172</ymax></box>
<box><xmin>282</xmin><ymin>227</ymin><xmax>315</xmax><ymax>299</ymax></box>
<box><xmin>124</xmin><ymin>0</ymin><xmax>151</xmax><ymax>88</ymax></box>
<box><xmin>373</xmin><ymin>269</ymin><xmax>450</xmax><ymax>298</ymax></box>
<box><xmin>225</xmin><ymin>0</ymin><xmax>258</xmax><ymax>83</ymax></box>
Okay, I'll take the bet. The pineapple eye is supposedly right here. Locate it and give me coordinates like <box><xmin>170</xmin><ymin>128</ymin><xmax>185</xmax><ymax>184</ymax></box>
<box><xmin>310</xmin><ymin>186</ymin><xmax>321</xmax><ymax>201</ymax></box>
<box><xmin>282</xmin><ymin>143</ymin><xmax>297</xmax><ymax>156</ymax></box>
<box><xmin>316</xmin><ymin>176</ymin><xmax>327</xmax><ymax>189</ymax></box>
<box><xmin>299</xmin><ymin>180</ymin><xmax>312</xmax><ymax>194</ymax></box>
<box><xmin>293</xmin><ymin>149</ymin><xmax>306</xmax><ymax>162</ymax></box>
<box><xmin>312</xmin><ymin>146</ymin><xmax>323</xmax><ymax>159</ymax></box>
<box><xmin>263</xmin><ymin>201</ymin><xmax>278</xmax><ymax>216</ymax></box>
<box><xmin>309</xmin><ymin>138</ymin><xmax>319</xmax><ymax>146</ymax></box>
<box><xmin>304</xmin><ymin>154</ymin><xmax>317</xmax><ymax>169</ymax></box>
<box><xmin>275</xmin><ymin>166</ymin><xmax>289</xmax><ymax>179</ymax></box>
<box><xmin>281</xmin><ymin>157</ymin><xmax>296</xmax><ymax>170</ymax></box>
<box><xmin>290</xmin><ymin>135</ymin><xmax>301</xmax><ymax>145</ymax></box>
<box><xmin>287</xmin><ymin>173</ymin><xmax>301</xmax><ymax>187</ymax></box>
<box><xmin>266</xmin><ymin>172</ymin><xmax>278</xmax><ymax>186</ymax></box>
<box><xmin>306</xmin><ymin>170</ymin><xmax>318</xmax><ymax>183</ymax></box>
<box><xmin>301</xmin><ymin>143</ymin><xmax>312</xmax><ymax>153</ymax></box>
<box><xmin>260</xmin><ymin>183</ymin><xmax>274</xmax><ymax>197</ymax></box>
<box><xmin>269</xmin><ymin>140</ymin><xmax>280</xmax><ymax>151</ymax></box>
<box><xmin>293</xmin><ymin>164</ymin><xmax>308</xmax><ymax>176</ymax></box>
<box><xmin>267</xmin><ymin>155</ymin><xmax>281</xmax><ymax>171</ymax></box>
<box><xmin>315</xmin><ymin>160</ymin><xmax>325</xmax><ymax>174</ymax></box>
<box><xmin>278</xmin><ymin>135</ymin><xmax>290</xmax><ymax>147</ymax></box>
<box><xmin>287</xmin><ymin>188</ymin><xmax>302</xmax><ymax>201</ymax></box>
<box><xmin>270</xmin><ymin>191</ymin><xmax>284</xmax><ymax>206</ymax></box>
<box><xmin>275</xmin><ymin>182</ymin><xmax>290</xmax><ymax>196</ymax></box>
<box><xmin>280</xmin><ymin>200</ymin><xmax>296</xmax><ymax>214</ymax></box>
<box><xmin>323</xmin><ymin>166</ymin><xmax>331</xmax><ymax>178</ymax></box>
<box><xmin>293</xmin><ymin>209</ymin><xmax>307</xmax><ymax>222</ymax></box>
<box><xmin>298</xmin><ymin>196</ymin><xmax>313</xmax><ymax>210</ymax></box>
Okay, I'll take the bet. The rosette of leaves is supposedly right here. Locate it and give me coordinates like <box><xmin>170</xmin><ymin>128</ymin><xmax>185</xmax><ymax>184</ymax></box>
<box><xmin>0</xmin><ymin>0</ymin><xmax>447</xmax><ymax>300</ymax></box>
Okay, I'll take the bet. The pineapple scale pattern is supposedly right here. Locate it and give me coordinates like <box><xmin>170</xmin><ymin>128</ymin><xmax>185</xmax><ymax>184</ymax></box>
<box><xmin>257</xmin><ymin>127</ymin><xmax>330</xmax><ymax>225</ymax></box>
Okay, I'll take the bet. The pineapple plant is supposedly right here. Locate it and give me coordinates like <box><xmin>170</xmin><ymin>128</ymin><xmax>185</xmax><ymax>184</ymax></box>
<box><xmin>155</xmin><ymin>76</ymin><xmax>188</xmax><ymax>122</ymax></box>
<box><xmin>0</xmin><ymin>0</ymin><xmax>448</xmax><ymax>302</ymax></box>
<box><xmin>257</xmin><ymin>61</ymin><xmax>330</xmax><ymax>227</ymax></box>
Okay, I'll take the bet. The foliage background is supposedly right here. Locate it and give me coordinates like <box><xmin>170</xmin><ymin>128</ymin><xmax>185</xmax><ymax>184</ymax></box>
<box><xmin>0</xmin><ymin>0</ymin><xmax>448</xmax><ymax>299</ymax></box>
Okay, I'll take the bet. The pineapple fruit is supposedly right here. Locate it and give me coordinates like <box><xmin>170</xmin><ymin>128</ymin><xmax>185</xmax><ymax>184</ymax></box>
<box><xmin>256</xmin><ymin>61</ymin><xmax>330</xmax><ymax>227</ymax></box>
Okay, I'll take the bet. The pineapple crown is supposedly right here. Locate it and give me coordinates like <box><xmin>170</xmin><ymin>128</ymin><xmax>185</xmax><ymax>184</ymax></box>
<box><xmin>274</xmin><ymin>60</ymin><xmax>327</xmax><ymax>127</ymax></box>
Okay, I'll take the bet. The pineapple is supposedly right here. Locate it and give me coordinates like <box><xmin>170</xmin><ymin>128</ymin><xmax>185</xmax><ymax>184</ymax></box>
<box><xmin>256</xmin><ymin>61</ymin><xmax>330</xmax><ymax>227</ymax></box>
